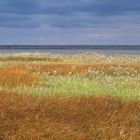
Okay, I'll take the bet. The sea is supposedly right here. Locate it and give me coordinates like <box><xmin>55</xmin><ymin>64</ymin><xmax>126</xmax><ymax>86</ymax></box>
<box><xmin>0</xmin><ymin>45</ymin><xmax>140</xmax><ymax>55</ymax></box>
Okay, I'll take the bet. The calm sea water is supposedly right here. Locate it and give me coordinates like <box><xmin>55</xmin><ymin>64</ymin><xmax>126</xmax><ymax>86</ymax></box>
<box><xmin>0</xmin><ymin>45</ymin><xmax>140</xmax><ymax>55</ymax></box>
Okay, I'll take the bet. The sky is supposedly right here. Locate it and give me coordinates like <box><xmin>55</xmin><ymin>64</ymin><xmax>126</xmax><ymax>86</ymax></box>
<box><xmin>0</xmin><ymin>0</ymin><xmax>140</xmax><ymax>45</ymax></box>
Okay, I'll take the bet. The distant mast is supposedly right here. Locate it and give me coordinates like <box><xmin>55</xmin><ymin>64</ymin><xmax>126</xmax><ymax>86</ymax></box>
<box><xmin>81</xmin><ymin>42</ymin><xmax>85</xmax><ymax>48</ymax></box>
<box><xmin>81</xmin><ymin>42</ymin><xmax>83</xmax><ymax>46</ymax></box>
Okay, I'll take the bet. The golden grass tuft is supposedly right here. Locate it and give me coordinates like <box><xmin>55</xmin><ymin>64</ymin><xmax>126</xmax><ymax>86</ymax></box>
<box><xmin>0</xmin><ymin>92</ymin><xmax>139</xmax><ymax>140</ymax></box>
<box><xmin>0</xmin><ymin>65</ymin><xmax>42</xmax><ymax>88</ymax></box>
<box><xmin>0</xmin><ymin>55</ymin><xmax>63</xmax><ymax>62</ymax></box>
<box><xmin>30</xmin><ymin>64</ymin><xmax>140</xmax><ymax>75</ymax></box>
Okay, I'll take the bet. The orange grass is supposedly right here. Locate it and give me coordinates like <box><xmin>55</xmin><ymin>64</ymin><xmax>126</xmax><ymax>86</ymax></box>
<box><xmin>0</xmin><ymin>92</ymin><xmax>139</xmax><ymax>139</ymax></box>
<box><xmin>29</xmin><ymin>64</ymin><xmax>140</xmax><ymax>75</ymax></box>
<box><xmin>0</xmin><ymin>65</ymin><xmax>42</xmax><ymax>87</ymax></box>
<box><xmin>1</xmin><ymin>63</ymin><xmax>140</xmax><ymax>76</ymax></box>
<box><xmin>0</xmin><ymin>56</ymin><xmax>62</xmax><ymax>62</ymax></box>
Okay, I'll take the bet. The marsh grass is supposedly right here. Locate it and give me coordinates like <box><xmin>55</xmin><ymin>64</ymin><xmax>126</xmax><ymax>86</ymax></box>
<box><xmin>0</xmin><ymin>53</ymin><xmax>140</xmax><ymax>139</ymax></box>
<box><xmin>1</xmin><ymin>52</ymin><xmax>140</xmax><ymax>64</ymax></box>
<box><xmin>7</xmin><ymin>75</ymin><xmax>139</xmax><ymax>100</ymax></box>
<box><xmin>0</xmin><ymin>92</ymin><xmax>139</xmax><ymax>140</ymax></box>
<box><xmin>0</xmin><ymin>65</ymin><xmax>43</xmax><ymax>88</ymax></box>
<box><xmin>0</xmin><ymin>63</ymin><xmax>139</xmax><ymax>100</ymax></box>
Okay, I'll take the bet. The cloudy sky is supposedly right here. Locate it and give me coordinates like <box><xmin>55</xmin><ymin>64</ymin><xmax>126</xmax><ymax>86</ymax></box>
<box><xmin>0</xmin><ymin>0</ymin><xmax>140</xmax><ymax>45</ymax></box>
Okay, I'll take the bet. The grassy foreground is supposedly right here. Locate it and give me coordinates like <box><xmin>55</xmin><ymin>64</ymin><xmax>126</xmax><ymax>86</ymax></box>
<box><xmin>0</xmin><ymin>52</ymin><xmax>140</xmax><ymax>139</ymax></box>
<box><xmin>0</xmin><ymin>92</ymin><xmax>140</xmax><ymax>140</ymax></box>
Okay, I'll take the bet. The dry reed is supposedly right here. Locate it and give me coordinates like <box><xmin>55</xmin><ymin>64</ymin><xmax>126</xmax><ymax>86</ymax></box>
<box><xmin>0</xmin><ymin>92</ymin><xmax>139</xmax><ymax>140</ymax></box>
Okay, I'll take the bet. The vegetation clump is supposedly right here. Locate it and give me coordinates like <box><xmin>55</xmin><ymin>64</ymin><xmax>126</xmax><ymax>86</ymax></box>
<box><xmin>0</xmin><ymin>53</ymin><xmax>139</xmax><ymax>139</ymax></box>
<box><xmin>0</xmin><ymin>65</ymin><xmax>42</xmax><ymax>88</ymax></box>
<box><xmin>0</xmin><ymin>92</ymin><xmax>139</xmax><ymax>140</ymax></box>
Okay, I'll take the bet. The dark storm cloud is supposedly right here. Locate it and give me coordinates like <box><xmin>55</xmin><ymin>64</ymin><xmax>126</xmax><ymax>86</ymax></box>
<box><xmin>0</xmin><ymin>0</ymin><xmax>140</xmax><ymax>15</ymax></box>
<box><xmin>0</xmin><ymin>0</ymin><xmax>140</xmax><ymax>44</ymax></box>
<box><xmin>0</xmin><ymin>0</ymin><xmax>139</xmax><ymax>28</ymax></box>
<box><xmin>0</xmin><ymin>14</ymin><xmax>40</xmax><ymax>28</ymax></box>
